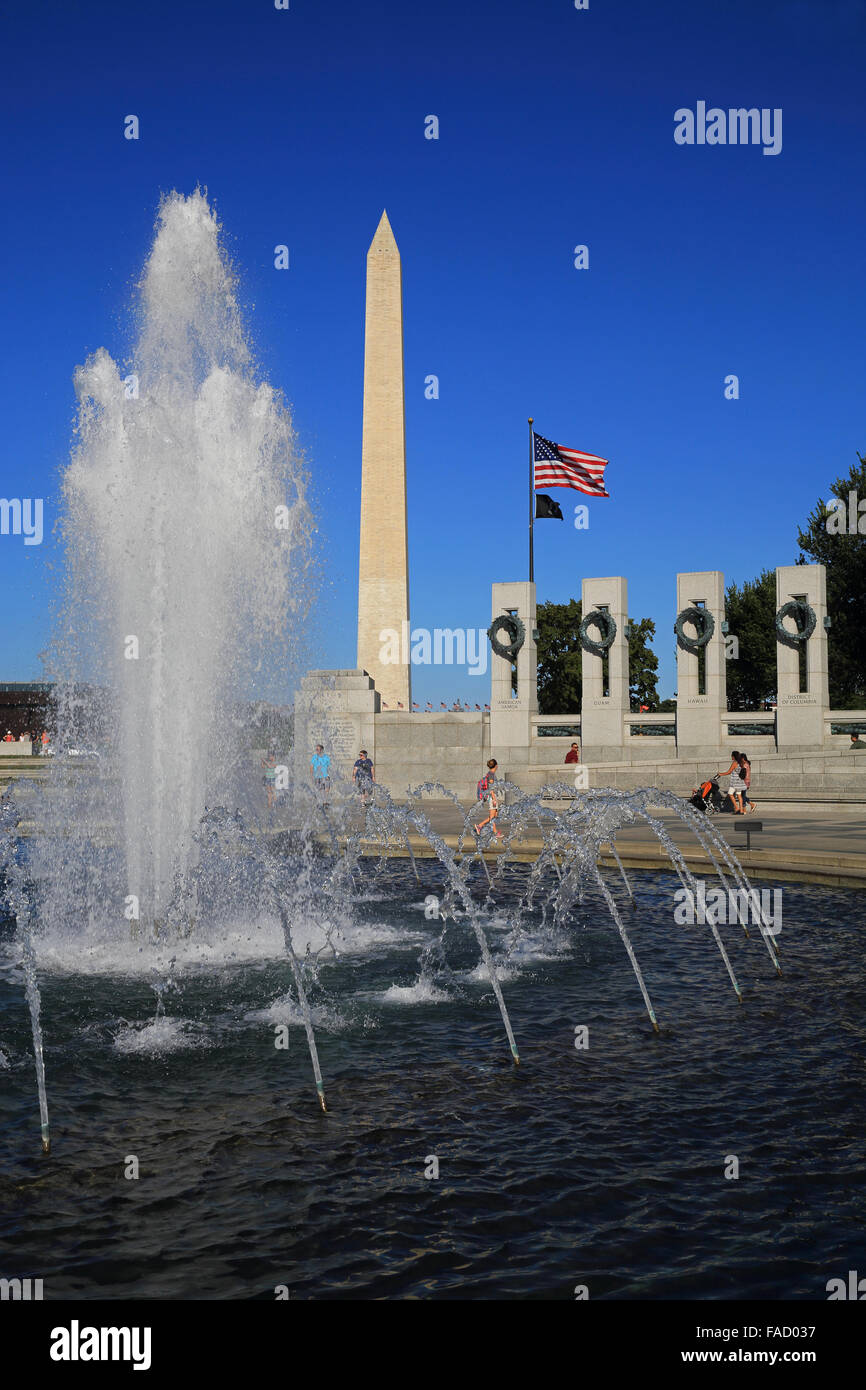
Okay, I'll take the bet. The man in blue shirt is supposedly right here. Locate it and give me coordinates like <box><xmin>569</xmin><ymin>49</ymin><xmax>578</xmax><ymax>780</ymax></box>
<box><xmin>310</xmin><ymin>744</ymin><xmax>331</xmax><ymax>806</ymax></box>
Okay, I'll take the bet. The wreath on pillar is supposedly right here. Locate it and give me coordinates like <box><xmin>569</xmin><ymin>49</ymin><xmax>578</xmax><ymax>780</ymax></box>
<box><xmin>487</xmin><ymin>614</ymin><xmax>526</xmax><ymax>661</ymax></box>
<box><xmin>775</xmin><ymin>600</ymin><xmax>816</xmax><ymax>648</ymax></box>
<box><xmin>579</xmin><ymin>610</ymin><xmax>617</xmax><ymax>658</ymax></box>
<box><xmin>674</xmin><ymin>606</ymin><xmax>715</xmax><ymax>654</ymax></box>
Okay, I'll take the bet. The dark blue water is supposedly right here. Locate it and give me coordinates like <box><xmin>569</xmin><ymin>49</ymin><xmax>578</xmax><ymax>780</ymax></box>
<box><xmin>1</xmin><ymin>864</ymin><xmax>864</xmax><ymax>1300</ymax></box>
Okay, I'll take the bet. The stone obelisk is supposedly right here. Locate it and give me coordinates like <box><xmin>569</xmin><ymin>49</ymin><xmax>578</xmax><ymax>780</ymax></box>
<box><xmin>357</xmin><ymin>210</ymin><xmax>411</xmax><ymax>710</ymax></box>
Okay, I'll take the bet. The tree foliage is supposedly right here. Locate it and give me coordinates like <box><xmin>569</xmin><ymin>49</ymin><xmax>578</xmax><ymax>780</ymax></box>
<box><xmin>536</xmin><ymin>599</ymin><xmax>660</xmax><ymax>714</ymax></box>
<box><xmin>796</xmin><ymin>451</ymin><xmax>866</xmax><ymax>708</ymax></box>
<box><xmin>536</xmin><ymin>599</ymin><xmax>583</xmax><ymax>713</ymax></box>
<box><xmin>723</xmin><ymin>569</ymin><xmax>777</xmax><ymax>709</ymax></box>
<box><xmin>627</xmin><ymin>617</ymin><xmax>660</xmax><ymax>709</ymax></box>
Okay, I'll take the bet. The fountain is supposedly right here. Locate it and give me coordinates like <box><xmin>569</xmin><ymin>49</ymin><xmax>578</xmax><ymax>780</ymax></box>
<box><xmin>53</xmin><ymin>189</ymin><xmax>311</xmax><ymax>923</ymax></box>
<box><xmin>0</xmin><ymin>191</ymin><xmax>785</xmax><ymax>1160</ymax></box>
<box><xmin>1</xmin><ymin>189</ymin><xmax>320</xmax><ymax>1147</ymax></box>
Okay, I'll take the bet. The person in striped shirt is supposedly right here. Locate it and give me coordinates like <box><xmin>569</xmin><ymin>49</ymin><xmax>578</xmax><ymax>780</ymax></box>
<box><xmin>474</xmin><ymin>759</ymin><xmax>504</xmax><ymax>841</ymax></box>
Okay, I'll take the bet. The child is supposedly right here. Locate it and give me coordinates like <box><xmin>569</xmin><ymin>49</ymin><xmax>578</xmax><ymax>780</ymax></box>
<box><xmin>738</xmin><ymin>753</ymin><xmax>757</xmax><ymax>814</ymax></box>
<box><xmin>475</xmin><ymin>758</ymin><xmax>504</xmax><ymax>841</ymax></box>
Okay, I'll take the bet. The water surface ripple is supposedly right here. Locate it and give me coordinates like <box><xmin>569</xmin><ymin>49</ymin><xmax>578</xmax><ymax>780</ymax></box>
<box><xmin>1</xmin><ymin>869</ymin><xmax>863</xmax><ymax>1300</ymax></box>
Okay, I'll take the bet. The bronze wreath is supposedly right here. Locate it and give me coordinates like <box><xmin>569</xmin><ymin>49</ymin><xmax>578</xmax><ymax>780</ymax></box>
<box><xmin>675</xmin><ymin>606</ymin><xmax>715</xmax><ymax>654</ymax></box>
<box><xmin>487</xmin><ymin>614</ymin><xmax>526</xmax><ymax>660</ymax></box>
<box><xmin>579</xmin><ymin>610</ymin><xmax>617</xmax><ymax>658</ymax></box>
<box><xmin>775</xmin><ymin>600</ymin><xmax>816</xmax><ymax>649</ymax></box>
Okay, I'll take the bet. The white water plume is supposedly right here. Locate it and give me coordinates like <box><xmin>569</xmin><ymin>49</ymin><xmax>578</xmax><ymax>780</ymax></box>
<box><xmin>54</xmin><ymin>189</ymin><xmax>312</xmax><ymax>920</ymax></box>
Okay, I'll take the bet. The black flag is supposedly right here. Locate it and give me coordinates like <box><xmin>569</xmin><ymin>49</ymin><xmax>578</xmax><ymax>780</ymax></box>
<box><xmin>535</xmin><ymin>493</ymin><xmax>563</xmax><ymax>520</ymax></box>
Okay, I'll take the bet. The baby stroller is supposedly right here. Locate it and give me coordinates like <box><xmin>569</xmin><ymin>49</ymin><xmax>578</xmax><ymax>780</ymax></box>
<box><xmin>689</xmin><ymin>773</ymin><xmax>728</xmax><ymax>815</ymax></box>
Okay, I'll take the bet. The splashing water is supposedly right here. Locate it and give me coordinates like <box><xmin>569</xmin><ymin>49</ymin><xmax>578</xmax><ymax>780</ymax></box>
<box><xmin>51</xmin><ymin>188</ymin><xmax>311</xmax><ymax>926</ymax></box>
<box><xmin>2</xmin><ymin>190</ymin><xmax>319</xmax><ymax>1149</ymax></box>
<box><xmin>334</xmin><ymin>776</ymin><xmax>783</xmax><ymax>1045</ymax></box>
<box><xmin>0</xmin><ymin>805</ymin><xmax>50</xmax><ymax>1151</ymax></box>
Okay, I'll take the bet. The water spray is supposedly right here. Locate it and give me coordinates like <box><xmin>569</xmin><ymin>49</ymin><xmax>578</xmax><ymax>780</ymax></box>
<box><xmin>272</xmin><ymin>891</ymin><xmax>328</xmax><ymax>1111</ymax></box>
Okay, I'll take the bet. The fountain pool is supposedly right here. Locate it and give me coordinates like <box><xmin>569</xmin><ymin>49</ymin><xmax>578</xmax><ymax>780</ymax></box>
<box><xmin>1</xmin><ymin>861</ymin><xmax>864</xmax><ymax>1299</ymax></box>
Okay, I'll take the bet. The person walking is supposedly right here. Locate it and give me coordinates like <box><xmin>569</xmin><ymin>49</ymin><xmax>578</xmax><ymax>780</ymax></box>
<box><xmin>310</xmin><ymin>744</ymin><xmax>331</xmax><ymax>806</ymax></box>
<box><xmin>564</xmin><ymin>742</ymin><xmax>580</xmax><ymax>765</ymax></box>
<box><xmin>475</xmin><ymin>758</ymin><xmax>504</xmax><ymax>841</ymax></box>
<box><xmin>721</xmin><ymin>750</ymin><xmax>746</xmax><ymax>814</ymax></box>
<box><xmin>352</xmin><ymin>749</ymin><xmax>375</xmax><ymax>808</ymax></box>
<box><xmin>261</xmin><ymin>750</ymin><xmax>278</xmax><ymax>811</ymax></box>
<box><xmin>739</xmin><ymin>753</ymin><xmax>757</xmax><ymax>813</ymax></box>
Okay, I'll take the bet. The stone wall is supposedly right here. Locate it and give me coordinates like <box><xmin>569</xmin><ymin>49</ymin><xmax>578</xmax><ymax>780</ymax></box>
<box><xmin>368</xmin><ymin>727</ymin><xmax>866</xmax><ymax>802</ymax></box>
<box><xmin>373</xmin><ymin>711</ymin><xmax>486</xmax><ymax>799</ymax></box>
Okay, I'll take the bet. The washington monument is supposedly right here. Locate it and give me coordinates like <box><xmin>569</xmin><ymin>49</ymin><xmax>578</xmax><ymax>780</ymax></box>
<box><xmin>357</xmin><ymin>210</ymin><xmax>411</xmax><ymax>711</ymax></box>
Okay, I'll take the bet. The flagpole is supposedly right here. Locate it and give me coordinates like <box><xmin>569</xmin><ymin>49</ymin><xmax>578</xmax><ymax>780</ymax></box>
<box><xmin>528</xmin><ymin>417</ymin><xmax>534</xmax><ymax>583</ymax></box>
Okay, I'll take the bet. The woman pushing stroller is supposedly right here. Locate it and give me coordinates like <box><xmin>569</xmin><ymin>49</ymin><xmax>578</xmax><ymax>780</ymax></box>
<box><xmin>690</xmin><ymin>753</ymin><xmax>756</xmax><ymax>815</ymax></box>
<box><xmin>721</xmin><ymin>750</ymin><xmax>752</xmax><ymax>815</ymax></box>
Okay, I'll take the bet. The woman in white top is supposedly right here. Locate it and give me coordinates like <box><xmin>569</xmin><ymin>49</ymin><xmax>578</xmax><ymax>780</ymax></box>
<box><xmin>721</xmin><ymin>750</ymin><xmax>745</xmax><ymax>815</ymax></box>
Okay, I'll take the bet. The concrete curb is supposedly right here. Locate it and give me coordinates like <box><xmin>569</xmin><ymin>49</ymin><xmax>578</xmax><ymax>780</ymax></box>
<box><xmin>341</xmin><ymin>833</ymin><xmax>866</xmax><ymax>890</ymax></box>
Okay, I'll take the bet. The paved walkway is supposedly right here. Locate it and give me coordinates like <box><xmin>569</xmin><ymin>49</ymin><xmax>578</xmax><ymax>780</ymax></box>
<box><xmin>5</xmin><ymin>758</ymin><xmax>863</xmax><ymax>888</ymax></box>
<box><xmin>336</xmin><ymin>798</ymin><xmax>866</xmax><ymax>889</ymax></box>
<box><xmin>472</xmin><ymin>803</ymin><xmax>852</xmax><ymax>844</ymax></box>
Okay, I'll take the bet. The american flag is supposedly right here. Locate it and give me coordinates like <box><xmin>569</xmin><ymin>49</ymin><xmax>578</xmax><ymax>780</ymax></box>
<box><xmin>532</xmin><ymin>432</ymin><xmax>609</xmax><ymax>497</ymax></box>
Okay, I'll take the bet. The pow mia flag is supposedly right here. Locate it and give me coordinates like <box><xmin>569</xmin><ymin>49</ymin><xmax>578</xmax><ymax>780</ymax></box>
<box><xmin>535</xmin><ymin>494</ymin><xmax>563</xmax><ymax>520</ymax></box>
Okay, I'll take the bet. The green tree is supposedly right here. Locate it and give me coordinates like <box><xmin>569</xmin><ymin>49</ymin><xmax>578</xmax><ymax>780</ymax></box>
<box><xmin>627</xmin><ymin>617</ymin><xmax>660</xmax><ymax>710</ymax></box>
<box><xmin>536</xmin><ymin>598</ymin><xmax>583</xmax><ymax>713</ymax></box>
<box><xmin>536</xmin><ymin>600</ymin><xmax>660</xmax><ymax>713</ymax></box>
<box><xmin>724</xmin><ymin>569</ymin><xmax>777</xmax><ymax>709</ymax></box>
<box><xmin>796</xmin><ymin>451</ymin><xmax>866</xmax><ymax>708</ymax></box>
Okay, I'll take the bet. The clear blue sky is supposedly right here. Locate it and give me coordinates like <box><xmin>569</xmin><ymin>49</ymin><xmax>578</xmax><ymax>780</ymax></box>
<box><xmin>1</xmin><ymin>0</ymin><xmax>864</xmax><ymax>702</ymax></box>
